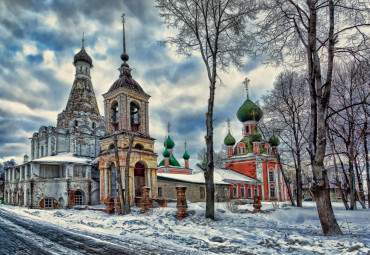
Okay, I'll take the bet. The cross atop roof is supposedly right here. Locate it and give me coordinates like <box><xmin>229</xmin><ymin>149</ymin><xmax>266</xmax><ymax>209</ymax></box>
<box><xmin>82</xmin><ymin>32</ymin><xmax>85</xmax><ymax>49</ymax></box>
<box><xmin>243</xmin><ymin>77</ymin><xmax>250</xmax><ymax>97</ymax></box>
<box><xmin>226</xmin><ymin>117</ymin><xmax>231</xmax><ymax>131</ymax></box>
<box><xmin>167</xmin><ymin>121</ymin><xmax>171</xmax><ymax>136</ymax></box>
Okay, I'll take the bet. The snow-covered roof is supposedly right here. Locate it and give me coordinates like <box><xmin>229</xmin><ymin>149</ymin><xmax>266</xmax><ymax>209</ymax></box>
<box><xmin>31</xmin><ymin>153</ymin><xmax>92</xmax><ymax>164</ymax></box>
<box><xmin>157</xmin><ymin>172</ymin><xmax>229</xmax><ymax>185</ymax></box>
<box><xmin>214</xmin><ymin>168</ymin><xmax>261</xmax><ymax>184</ymax></box>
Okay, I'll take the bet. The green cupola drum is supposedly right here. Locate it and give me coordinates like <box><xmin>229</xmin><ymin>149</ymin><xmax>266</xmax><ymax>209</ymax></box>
<box><xmin>236</xmin><ymin>78</ymin><xmax>263</xmax><ymax>137</ymax></box>
<box><xmin>224</xmin><ymin>117</ymin><xmax>236</xmax><ymax>158</ymax></box>
<box><xmin>183</xmin><ymin>141</ymin><xmax>190</xmax><ymax>168</ymax></box>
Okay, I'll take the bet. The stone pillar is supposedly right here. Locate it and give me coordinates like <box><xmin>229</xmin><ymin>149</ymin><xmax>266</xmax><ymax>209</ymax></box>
<box><xmin>253</xmin><ymin>196</ymin><xmax>262</xmax><ymax>213</ymax></box>
<box><xmin>104</xmin><ymin>168</ymin><xmax>109</xmax><ymax>199</ymax></box>
<box><xmin>140</xmin><ymin>186</ymin><xmax>151</xmax><ymax>214</ymax></box>
<box><xmin>174</xmin><ymin>186</ymin><xmax>188</xmax><ymax>220</ymax></box>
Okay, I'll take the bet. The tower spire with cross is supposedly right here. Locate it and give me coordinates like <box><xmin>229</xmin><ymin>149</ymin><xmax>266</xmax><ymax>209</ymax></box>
<box><xmin>243</xmin><ymin>77</ymin><xmax>250</xmax><ymax>99</ymax></box>
<box><xmin>167</xmin><ymin>121</ymin><xmax>171</xmax><ymax>136</ymax></box>
<box><xmin>226</xmin><ymin>117</ymin><xmax>231</xmax><ymax>132</ymax></box>
<box><xmin>82</xmin><ymin>32</ymin><xmax>85</xmax><ymax>49</ymax></box>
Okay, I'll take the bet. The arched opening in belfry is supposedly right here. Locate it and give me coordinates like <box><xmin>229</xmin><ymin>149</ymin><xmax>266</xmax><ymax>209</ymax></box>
<box><xmin>134</xmin><ymin>162</ymin><xmax>145</xmax><ymax>197</ymax></box>
<box><xmin>41</xmin><ymin>146</ymin><xmax>44</xmax><ymax>157</ymax></box>
<box><xmin>130</xmin><ymin>102</ymin><xmax>140</xmax><ymax>132</ymax></box>
<box><xmin>111</xmin><ymin>101</ymin><xmax>119</xmax><ymax>131</ymax></box>
<box><xmin>134</xmin><ymin>143</ymin><xmax>144</xmax><ymax>150</ymax></box>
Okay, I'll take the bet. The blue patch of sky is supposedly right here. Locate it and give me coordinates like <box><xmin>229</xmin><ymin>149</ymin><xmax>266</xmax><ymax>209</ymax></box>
<box><xmin>26</xmin><ymin>54</ymin><xmax>43</xmax><ymax>64</ymax></box>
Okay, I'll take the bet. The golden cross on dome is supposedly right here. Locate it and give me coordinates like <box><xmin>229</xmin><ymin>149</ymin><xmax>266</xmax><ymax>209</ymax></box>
<box><xmin>167</xmin><ymin>122</ymin><xmax>171</xmax><ymax>136</ymax></box>
<box><xmin>184</xmin><ymin>140</ymin><xmax>187</xmax><ymax>150</ymax></box>
<box><xmin>243</xmin><ymin>77</ymin><xmax>250</xmax><ymax>97</ymax></box>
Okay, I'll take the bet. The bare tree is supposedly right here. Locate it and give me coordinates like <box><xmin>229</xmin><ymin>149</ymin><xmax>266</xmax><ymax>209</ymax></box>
<box><xmin>262</xmin><ymin>71</ymin><xmax>310</xmax><ymax>207</ymax></box>
<box><xmin>327</xmin><ymin>61</ymin><xmax>370</xmax><ymax>210</ymax></box>
<box><xmin>254</xmin><ymin>0</ymin><xmax>369</xmax><ymax>236</ymax></box>
<box><xmin>113</xmin><ymin>132</ymin><xmax>135</xmax><ymax>215</ymax></box>
<box><xmin>156</xmin><ymin>0</ymin><xmax>257</xmax><ymax>219</ymax></box>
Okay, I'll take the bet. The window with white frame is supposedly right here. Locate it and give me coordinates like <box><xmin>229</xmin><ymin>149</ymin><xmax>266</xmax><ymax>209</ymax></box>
<box><xmin>44</xmin><ymin>198</ymin><xmax>53</xmax><ymax>208</ymax></box>
<box><xmin>254</xmin><ymin>187</ymin><xmax>259</xmax><ymax>197</ymax></box>
<box><xmin>233</xmin><ymin>185</ymin><xmax>238</xmax><ymax>197</ymax></box>
<box><xmin>240</xmin><ymin>185</ymin><xmax>245</xmax><ymax>198</ymax></box>
<box><xmin>270</xmin><ymin>186</ymin><xmax>276</xmax><ymax>198</ymax></box>
<box><xmin>248</xmin><ymin>187</ymin><xmax>252</xmax><ymax>198</ymax></box>
<box><xmin>269</xmin><ymin>171</ymin><xmax>274</xmax><ymax>182</ymax></box>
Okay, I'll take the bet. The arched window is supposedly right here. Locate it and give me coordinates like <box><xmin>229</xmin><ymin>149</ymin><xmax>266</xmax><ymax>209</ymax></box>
<box><xmin>270</xmin><ymin>185</ymin><xmax>276</xmax><ymax>198</ymax></box>
<box><xmin>232</xmin><ymin>185</ymin><xmax>238</xmax><ymax>198</ymax></box>
<box><xmin>41</xmin><ymin>146</ymin><xmax>44</xmax><ymax>157</ymax></box>
<box><xmin>240</xmin><ymin>185</ymin><xmax>245</xmax><ymax>198</ymax></box>
<box><xmin>245</xmin><ymin>125</ymin><xmax>249</xmax><ymax>134</ymax></box>
<box><xmin>74</xmin><ymin>120</ymin><xmax>78</xmax><ymax>127</ymax></box>
<box><xmin>111</xmin><ymin>101</ymin><xmax>119</xmax><ymax>131</ymax></box>
<box><xmin>92</xmin><ymin>122</ymin><xmax>96</xmax><ymax>129</ymax></box>
<box><xmin>111</xmin><ymin>101</ymin><xmax>118</xmax><ymax>123</ymax></box>
<box><xmin>248</xmin><ymin>187</ymin><xmax>252</xmax><ymax>198</ymax></box>
<box><xmin>269</xmin><ymin>171</ymin><xmax>274</xmax><ymax>182</ymax></box>
<box><xmin>134</xmin><ymin>143</ymin><xmax>144</xmax><ymax>150</ymax></box>
<box><xmin>130</xmin><ymin>102</ymin><xmax>140</xmax><ymax>131</ymax></box>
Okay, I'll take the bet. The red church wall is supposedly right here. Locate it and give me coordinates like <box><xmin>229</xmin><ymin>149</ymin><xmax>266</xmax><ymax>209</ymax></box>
<box><xmin>262</xmin><ymin>160</ymin><xmax>269</xmax><ymax>200</ymax></box>
<box><xmin>225</xmin><ymin>160</ymin><xmax>256</xmax><ymax>179</ymax></box>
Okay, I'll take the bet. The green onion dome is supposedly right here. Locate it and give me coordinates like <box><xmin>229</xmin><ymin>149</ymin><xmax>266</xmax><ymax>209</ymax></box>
<box><xmin>163</xmin><ymin>148</ymin><xmax>170</xmax><ymax>157</ymax></box>
<box><xmin>269</xmin><ymin>135</ymin><xmax>280</xmax><ymax>146</ymax></box>
<box><xmin>169</xmin><ymin>156</ymin><xmax>181</xmax><ymax>166</ymax></box>
<box><xmin>224</xmin><ymin>131</ymin><xmax>236</xmax><ymax>146</ymax></box>
<box><xmin>158</xmin><ymin>155</ymin><xmax>181</xmax><ymax>167</ymax></box>
<box><xmin>183</xmin><ymin>150</ymin><xmax>190</xmax><ymax>160</ymax></box>
<box><xmin>249</xmin><ymin>131</ymin><xmax>262</xmax><ymax>142</ymax></box>
<box><xmin>236</xmin><ymin>97</ymin><xmax>263</xmax><ymax>122</ymax></box>
<box><xmin>164</xmin><ymin>136</ymin><xmax>175</xmax><ymax>149</ymax></box>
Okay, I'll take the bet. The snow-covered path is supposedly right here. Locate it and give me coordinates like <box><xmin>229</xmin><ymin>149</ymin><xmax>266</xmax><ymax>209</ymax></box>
<box><xmin>0</xmin><ymin>208</ymin><xmax>176</xmax><ymax>255</ymax></box>
<box><xmin>0</xmin><ymin>202</ymin><xmax>369</xmax><ymax>254</ymax></box>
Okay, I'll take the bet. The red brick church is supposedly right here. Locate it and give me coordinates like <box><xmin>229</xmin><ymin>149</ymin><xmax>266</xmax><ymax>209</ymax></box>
<box><xmin>222</xmin><ymin>78</ymin><xmax>290</xmax><ymax>201</ymax></box>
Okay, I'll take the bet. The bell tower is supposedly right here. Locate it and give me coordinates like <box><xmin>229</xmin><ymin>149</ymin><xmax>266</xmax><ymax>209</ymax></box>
<box><xmin>99</xmin><ymin>13</ymin><xmax>158</xmax><ymax>205</ymax></box>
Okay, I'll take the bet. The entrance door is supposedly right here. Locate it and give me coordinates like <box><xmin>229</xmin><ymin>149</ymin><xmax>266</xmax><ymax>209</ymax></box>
<box><xmin>75</xmin><ymin>190</ymin><xmax>84</xmax><ymax>205</ymax></box>
<box><xmin>134</xmin><ymin>163</ymin><xmax>145</xmax><ymax>197</ymax></box>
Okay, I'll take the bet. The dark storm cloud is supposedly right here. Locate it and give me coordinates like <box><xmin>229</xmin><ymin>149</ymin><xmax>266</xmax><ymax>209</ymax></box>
<box><xmin>0</xmin><ymin>0</ymin><xmax>268</xmax><ymax>162</ymax></box>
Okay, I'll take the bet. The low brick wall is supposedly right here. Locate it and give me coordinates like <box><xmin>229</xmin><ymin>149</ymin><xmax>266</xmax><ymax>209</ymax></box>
<box><xmin>157</xmin><ymin>179</ymin><xmax>230</xmax><ymax>203</ymax></box>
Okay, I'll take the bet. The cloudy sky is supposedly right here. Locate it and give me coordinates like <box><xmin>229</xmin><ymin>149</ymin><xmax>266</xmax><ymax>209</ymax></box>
<box><xmin>0</xmin><ymin>0</ymin><xmax>281</xmax><ymax>167</ymax></box>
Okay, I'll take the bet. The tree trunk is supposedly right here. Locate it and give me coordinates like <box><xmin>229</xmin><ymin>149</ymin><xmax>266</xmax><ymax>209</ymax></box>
<box><xmin>276</xmin><ymin>152</ymin><xmax>296</xmax><ymax>206</ymax></box>
<box><xmin>364</xmin><ymin>119</ymin><xmax>370</xmax><ymax>208</ymax></box>
<box><xmin>307</xmin><ymin>0</ymin><xmax>342</xmax><ymax>236</ymax></box>
<box><xmin>354</xmin><ymin>158</ymin><xmax>366</xmax><ymax>209</ymax></box>
<box><xmin>296</xmin><ymin>153</ymin><xmax>303</xmax><ymax>207</ymax></box>
<box><xmin>204</xmin><ymin>57</ymin><xmax>217</xmax><ymax>220</ymax></box>
<box><xmin>311</xmin><ymin>181</ymin><xmax>342</xmax><ymax>236</ymax></box>
<box><xmin>329</xmin><ymin>130</ymin><xmax>349</xmax><ymax>209</ymax></box>
<box><xmin>335</xmin><ymin>181</ymin><xmax>349</xmax><ymax>210</ymax></box>
<box><xmin>114</xmin><ymin>133</ymin><xmax>125</xmax><ymax>215</ymax></box>
<box><xmin>124</xmin><ymin>132</ymin><xmax>135</xmax><ymax>214</ymax></box>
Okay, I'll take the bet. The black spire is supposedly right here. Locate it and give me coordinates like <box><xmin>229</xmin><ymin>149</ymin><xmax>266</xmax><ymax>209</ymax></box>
<box><xmin>119</xmin><ymin>13</ymin><xmax>131</xmax><ymax>78</ymax></box>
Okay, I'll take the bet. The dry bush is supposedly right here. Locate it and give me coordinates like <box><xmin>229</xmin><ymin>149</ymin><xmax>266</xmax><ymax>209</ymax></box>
<box><xmin>223</xmin><ymin>201</ymin><xmax>239</xmax><ymax>212</ymax></box>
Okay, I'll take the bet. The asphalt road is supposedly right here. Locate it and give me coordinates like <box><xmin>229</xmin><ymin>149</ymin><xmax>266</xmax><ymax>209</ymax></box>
<box><xmin>0</xmin><ymin>208</ymin><xmax>176</xmax><ymax>255</ymax></box>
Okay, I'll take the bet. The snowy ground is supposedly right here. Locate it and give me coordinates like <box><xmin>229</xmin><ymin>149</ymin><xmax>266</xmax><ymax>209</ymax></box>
<box><xmin>1</xmin><ymin>202</ymin><xmax>369</xmax><ymax>254</ymax></box>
